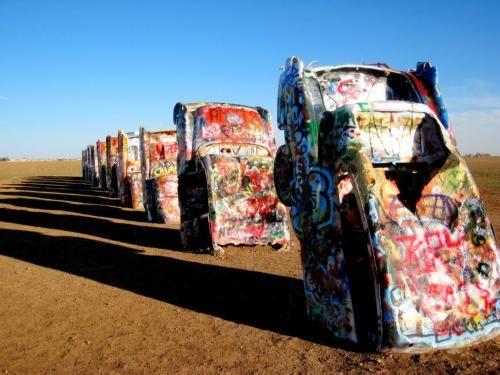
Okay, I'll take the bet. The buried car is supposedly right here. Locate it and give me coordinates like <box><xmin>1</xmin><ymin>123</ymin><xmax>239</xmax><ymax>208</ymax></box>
<box><xmin>174</xmin><ymin>102</ymin><xmax>290</xmax><ymax>255</ymax></box>
<box><xmin>96</xmin><ymin>139</ymin><xmax>107</xmax><ymax>189</ymax></box>
<box><xmin>106</xmin><ymin>135</ymin><xmax>119</xmax><ymax>196</ymax></box>
<box><xmin>81</xmin><ymin>147</ymin><xmax>89</xmax><ymax>182</ymax></box>
<box><xmin>82</xmin><ymin>144</ymin><xmax>98</xmax><ymax>185</ymax></box>
<box><xmin>117</xmin><ymin>130</ymin><xmax>144</xmax><ymax>209</ymax></box>
<box><xmin>81</xmin><ymin>147</ymin><xmax>90</xmax><ymax>183</ymax></box>
<box><xmin>274</xmin><ymin>57</ymin><xmax>499</xmax><ymax>351</ymax></box>
<box><xmin>139</xmin><ymin>127</ymin><xmax>180</xmax><ymax>224</ymax></box>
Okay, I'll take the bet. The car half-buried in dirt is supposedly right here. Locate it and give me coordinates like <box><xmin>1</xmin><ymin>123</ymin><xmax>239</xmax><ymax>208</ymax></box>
<box><xmin>117</xmin><ymin>130</ymin><xmax>144</xmax><ymax>209</ymax></box>
<box><xmin>174</xmin><ymin>102</ymin><xmax>290</xmax><ymax>255</ymax></box>
<box><xmin>82</xmin><ymin>147</ymin><xmax>90</xmax><ymax>183</ymax></box>
<box><xmin>274</xmin><ymin>57</ymin><xmax>499</xmax><ymax>351</ymax></box>
<box><xmin>82</xmin><ymin>144</ymin><xmax>98</xmax><ymax>186</ymax></box>
<box><xmin>106</xmin><ymin>135</ymin><xmax>119</xmax><ymax>197</ymax></box>
<box><xmin>139</xmin><ymin>127</ymin><xmax>180</xmax><ymax>224</ymax></box>
<box><xmin>96</xmin><ymin>139</ymin><xmax>107</xmax><ymax>190</ymax></box>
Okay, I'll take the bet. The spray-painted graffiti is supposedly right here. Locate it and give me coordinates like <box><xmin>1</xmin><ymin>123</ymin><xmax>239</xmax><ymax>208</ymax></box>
<box><xmin>275</xmin><ymin>56</ymin><xmax>499</xmax><ymax>352</ymax></box>
<box><xmin>204</xmin><ymin>154</ymin><xmax>289</xmax><ymax>247</ymax></box>
<box><xmin>174</xmin><ymin>102</ymin><xmax>290</xmax><ymax>255</ymax></box>
<box><xmin>139</xmin><ymin>128</ymin><xmax>180</xmax><ymax>224</ymax></box>
<box><xmin>368</xmin><ymin>156</ymin><xmax>499</xmax><ymax>348</ymax></box>
<box><xmin>117</xmin><ymin>130</ymin><xmax>144</xmax><ymax>209</ymax></box>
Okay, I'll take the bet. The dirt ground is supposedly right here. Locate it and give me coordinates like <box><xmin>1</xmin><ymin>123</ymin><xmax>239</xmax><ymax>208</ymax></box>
<box><xmin>0</xmin><ymin>159</ymin><xmax>498</xmax><ymax>374</ymax></box>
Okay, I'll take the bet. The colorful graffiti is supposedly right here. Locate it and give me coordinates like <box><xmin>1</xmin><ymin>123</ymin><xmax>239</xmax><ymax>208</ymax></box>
<box><xmin>196</xmin><ymin>106</ymin><xmax>277</xmax><ymax>152</ymax></box>
<box><xmin>174</xmin><ymin>102</ymin><xmax>290</xmax><ymax>255</ymax></box>
<box><xmin>275</xmin><ymin>56</ymin><xmax>499</xmax><ymax>351</ymax></box>
<box><xmin>117</xmin><ymin>130</ymin><xmax>144</xmax><ymax>209</ymax></box>
<box><xmin>204</xmin><ymin>154</ymin><xmax>289</xmax><ymax>247</ymax></box>
<box><xmin>139</xmin><ymin>127</ymin><xmax>180</xmax><ymax>224</ymax></box>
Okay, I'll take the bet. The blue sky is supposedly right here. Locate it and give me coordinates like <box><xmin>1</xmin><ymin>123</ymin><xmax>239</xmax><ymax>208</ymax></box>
<box><xmin>1</xmin><ymin>0</ymin><xmax>499</xmax><ymax>158</ymax></box>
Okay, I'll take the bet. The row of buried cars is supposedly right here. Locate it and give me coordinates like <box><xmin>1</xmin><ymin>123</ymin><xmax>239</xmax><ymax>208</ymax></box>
<box><xmin>82</xmin><ymin>57</ymin><xmax>499</xmax><ymax>353</ymax></box>
<box><xmin>82</xmin><ymin>103</ymin><xmax>291</xmax><ymax>254</ymax></box>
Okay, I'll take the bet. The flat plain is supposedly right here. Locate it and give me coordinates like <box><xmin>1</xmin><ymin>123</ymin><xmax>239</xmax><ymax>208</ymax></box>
<box><xmin>0</xmin><ymin>158</ymin><xmax>498</xmax><ymax>374</ymax></box>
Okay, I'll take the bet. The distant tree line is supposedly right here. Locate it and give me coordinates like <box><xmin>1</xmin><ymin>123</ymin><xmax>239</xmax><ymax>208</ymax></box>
<box><xmin>0</xmin><ymin>157</ymin><xmax>9</xmax><ymax>161</ymax></box>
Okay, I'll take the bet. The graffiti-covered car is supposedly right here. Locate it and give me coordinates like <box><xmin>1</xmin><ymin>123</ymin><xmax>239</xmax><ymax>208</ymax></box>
<box><xmin>82</xmin><ymin>145</ymin><xmax>98</xmax><ymax>185</ymax></box>
<box><xmin>174</xmin><ymin>102</ymin><xmax>290</xmax><ymax>255</ymax></box>
<box><xmin>117</xmin><ymin>130</ymin><xmax>144</xmax><ymax>209</ymax></box>
<box><xmin>82</xmin><ymin>148</ymin><xmax>88</xmax><ymax>182</ymax></box>
<box><xmin>81</xmin><ymin>148</ymin><xmax>89</xmax><ymax>182</ymax></box>
<box><xmin>275</xmin><ymin>57</ymin><xmax>499</xmax><ymax>351</ymax></box>
<box><xmin>139</xmin><ymin>127</ymin><xmax>180</xmax><ymax>224</ymax></box>
<box><xmin>90</xmin><ymin>144</ymin><xmax>100</xmax><ymax>187</ymax></box>
<box><xmin>106</xmin><ymin>135</ymin><xmax>119</xmax><ymax>196</ymax></box>
<box><xmin>96</xmin><ymin>140</ymin><xmax>107</xmax><ymax>189</ymax></box>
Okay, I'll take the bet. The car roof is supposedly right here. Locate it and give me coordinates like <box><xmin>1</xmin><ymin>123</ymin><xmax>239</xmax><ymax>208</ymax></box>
<box><xmin>148</xmin><ymin>130</ymin><xmax>176</xmax><ymax>136</ymax></box>
<box><xmin>307</xmin><ymin>64</ymin><xmax>403</xmax><ymax>76</ymax></box>
<box><xmin>180</xmin><ymin>102</ymin><xmax>260</xmax><ymax>112</ymax></box>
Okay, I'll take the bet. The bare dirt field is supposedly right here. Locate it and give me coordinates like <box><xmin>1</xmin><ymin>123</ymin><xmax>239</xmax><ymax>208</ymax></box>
<box><xmin>0</xmin><ymin>159</ymin><xmax>498</xmax><ymax>374</ymax></box>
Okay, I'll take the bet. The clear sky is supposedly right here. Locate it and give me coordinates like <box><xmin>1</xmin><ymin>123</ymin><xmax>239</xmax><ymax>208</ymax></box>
<box><xmin>1</xmin><ymin>0</ymin><xmax>499</xmax><ymax>158</ymax></box>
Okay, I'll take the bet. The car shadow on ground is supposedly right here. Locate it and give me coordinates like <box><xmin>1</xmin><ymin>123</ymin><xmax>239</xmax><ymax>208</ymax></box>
<box><xmin>4</xmin><ymin>185</ymin><xmax>108</xmax><ymax>196</ymax></box>
<box><xmin>0</xmin><ymin>190</ymin><xmax>123</xmax><ymax>206</ymax></box>
<box><xmin>5</xmin><ymin>175</ymin><xmax>119</xmax><ymax>196</ymax></box>
<box><xmin>0</xmin><ymin>176</ymin><xmax>179</xmax><ymax>248</ymax></box>
<box><xmin>0</xmin><ymin>176</ymin><xmax>358</xmax><ymax>350</ymax></box>
<box><xmin>0</xmin><ymin>227</ymin><xmax>315</xmax><ymax>341</ymax></box>
<box><xmin>0</xmin><ymin>206</ymin><xmax>181</xmax><ymax>250</ymax></box>
<box><xmin>0</xmin><ymin>197</ymin><xmax>148</xmax><ymax>222</ymax></box>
